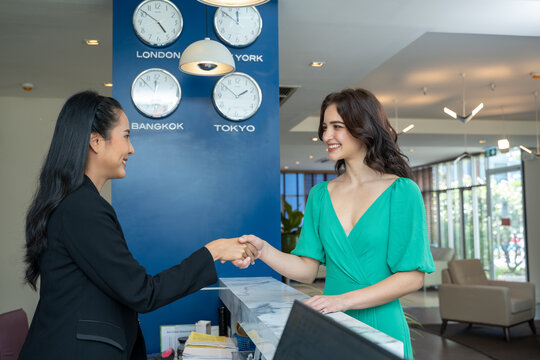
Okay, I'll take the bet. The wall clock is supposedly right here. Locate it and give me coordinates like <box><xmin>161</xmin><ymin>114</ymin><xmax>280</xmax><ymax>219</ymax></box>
<box><xmin>213</xmin><ymin>72</ymin><xmax>262</xmax><ymax>121</ymax></box>
<box><xmin>214</xmin><ymin>6</ymin><xmax>262</xmax><ymax>48</ymax></box>
<box><xmin>133</xmin><ymin>0</ymin><xmax>183</xmax><ymax>47</ymax></box>
<box><xmin>131</xmin><ymin>68</ymin><xmax>181</xmax><ymax>118</ymax></box>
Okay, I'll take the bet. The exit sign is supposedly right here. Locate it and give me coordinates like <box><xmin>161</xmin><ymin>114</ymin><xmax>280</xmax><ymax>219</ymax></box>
<box><xmin>485</xmin><ymin>146</ymin><xmax>497</xmax><ymax>157</ymax></box>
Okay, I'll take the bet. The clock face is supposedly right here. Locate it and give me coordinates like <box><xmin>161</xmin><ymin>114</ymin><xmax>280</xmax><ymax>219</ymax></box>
<box><xmin>213</xmin><ymin>72</ymin><xmax>262</xmax><ymax>121</ymax></box>
<box><xmin>131</xmin><ymin>68</ymin><xmax>181</xmax><ymax>118</ymax></box>
<box><xmin>214</xmin><ymin>6</ymin><xmax>262</xmax><ymax>48</ymax></box>
<box><xmin>133</xmin><ymin>0</ymin><xmax>183</xmax><ymax>47</ymax></box>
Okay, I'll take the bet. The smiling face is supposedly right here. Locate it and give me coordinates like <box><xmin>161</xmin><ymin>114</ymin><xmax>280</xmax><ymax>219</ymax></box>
<box><xmin>321</xmin><ymin>103</ymin><xmax>364</xmax><ymax>162</ymax></box>
<box><xmin>98</xmin><ymin>110</ymin><xmax>134</xmax><ymax>180</ymax></box>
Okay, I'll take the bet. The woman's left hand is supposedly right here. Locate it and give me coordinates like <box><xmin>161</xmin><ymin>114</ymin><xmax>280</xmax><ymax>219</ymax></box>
<box><xmin>303</xmin><ymin>294</ymin><xmax>349</xmax><ymax>315</ymax></box>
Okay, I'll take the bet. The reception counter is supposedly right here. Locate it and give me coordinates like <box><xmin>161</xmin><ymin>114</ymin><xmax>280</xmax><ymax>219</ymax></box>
<box><xmin>218</xmin><ymin>277</ymin><xmax>403</xmax><ymax>359</ymax></box>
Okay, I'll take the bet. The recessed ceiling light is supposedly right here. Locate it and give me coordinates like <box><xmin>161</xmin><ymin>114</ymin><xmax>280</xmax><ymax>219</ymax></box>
<box><xmin>520</xmin><ymin>145</ymin><xmax>532</xmax><ymax>154</ymax></box>
<box><xmin>312</xmin><ymin>137</ymin><xmax>318</xmax><ymax>142</ymax></box>
<box><xmin>309</xmin><ymin>155</ymin><xmax>313</xmax><ymax>159</ymax></box>
<box><xmin>104</xmin><ymin>82</ymin><xmax>113</xmax><ymax>87</ymax></box>
<box><xmin>310</xmin><ymin>61</ymin><xmax>325</xmax><ymax>68</ymax></box>
<box><xmin>479</xmin><ymin>139</ymin><xmax>486</xmax><ymax>144</ymax></box>
<box><xmin>284</xmin><ymin>165</ymin><xmax>289</xmax><ymax>170</ymax></box>
<box><xmin>295</xmin><ymin>161</ymin><xmax>300</xmax><ymax>165</ymax></box>
<box><xmin>85</xmin><ymin>40</ymin><xmax>99</xmax><ymax>46</ymax></box>
<box><xmin>21</xmin><ymin>82</ymin><xmax>34</xmax><ymax>91</ymax></box>
<box><xmin>409</xmin><ymin>148</ymin><xmax>415</xmax><ymax>152</ymax></box>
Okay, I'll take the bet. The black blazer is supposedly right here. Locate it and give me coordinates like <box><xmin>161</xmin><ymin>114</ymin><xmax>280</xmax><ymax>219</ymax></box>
<box><xmin>19</xmin><ymin>176</ymin><xmax>218</xmax><ymax>360</ymax></box>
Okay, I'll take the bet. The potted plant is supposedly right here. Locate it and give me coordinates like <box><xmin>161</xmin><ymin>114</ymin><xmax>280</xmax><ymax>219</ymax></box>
<box><xmin>281</xmin><ymin>199</ymin><xmax>303</xmax><ymax>253</ymax></box>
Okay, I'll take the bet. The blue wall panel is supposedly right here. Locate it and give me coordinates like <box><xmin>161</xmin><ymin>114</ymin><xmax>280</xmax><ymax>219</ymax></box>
<box><xmin>112</xmin><ymin>0</ymin><xmax>279</xmax><ymax>353</ymax></box>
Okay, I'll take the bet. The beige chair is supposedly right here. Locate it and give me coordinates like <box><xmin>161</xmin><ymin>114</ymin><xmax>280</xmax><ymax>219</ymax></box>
<box><xmin>438</xmin><ymin>259</ymin><xmax>536</xmax><ymax>341</ymax></box>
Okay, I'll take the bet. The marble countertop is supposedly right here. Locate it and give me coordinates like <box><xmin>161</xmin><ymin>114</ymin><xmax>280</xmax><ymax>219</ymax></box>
<box><xmin>219</xmin><ymin>277</ymin><xmax>403</xmax><ymax>359</ymax></box>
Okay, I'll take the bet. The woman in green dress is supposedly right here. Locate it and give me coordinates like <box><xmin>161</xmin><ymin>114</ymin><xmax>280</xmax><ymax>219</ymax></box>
<box><xmin>236</xmin><ymin>88</ymin><xmax>435</xmax><ymax>359</ymax></box>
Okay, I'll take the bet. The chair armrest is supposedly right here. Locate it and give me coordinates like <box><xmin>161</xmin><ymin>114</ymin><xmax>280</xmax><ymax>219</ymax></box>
<box><xmin>439</xmin><ymin>284</ymin><xmax>512</xmax><ymax>325</ymax></box>
<box><xmin>433</xmin><ymin>260</ymin><xmax>449</xmax><ymax>270</ymax></box>
<box><xmin>315</xmin><ymin>265</ymin><xmax>326</xmax><ymax>279</ymax></box>
<box><xmin>487</xmin><ymin>280</ymin><xmax>535</xmax><ymax>300</ymax></box>
<box><xmin>423</xmin><ymin>261</ymin><xmax>447</xmax><ymax>287</ymax></box>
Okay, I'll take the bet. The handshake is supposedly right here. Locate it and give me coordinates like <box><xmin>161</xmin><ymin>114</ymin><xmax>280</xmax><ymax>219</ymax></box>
<box><xmin>205</xmin><ymin>235</ymin><xmax>264</xmax><ymax>268</ymax></box>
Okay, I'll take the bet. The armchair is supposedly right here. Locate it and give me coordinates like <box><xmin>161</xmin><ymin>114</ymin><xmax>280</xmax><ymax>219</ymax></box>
<box><xmin>0</xmin><ymin>308</ymin><xmax>29</xmax><ymax>360</ymax></box>
<box><xmin>438</xmin><ymin>259</ymin><xmax>536</xmax><ymax>341</ymax></box>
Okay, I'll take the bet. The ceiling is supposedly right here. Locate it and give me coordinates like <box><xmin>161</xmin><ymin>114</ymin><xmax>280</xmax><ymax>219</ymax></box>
<box><xmin>2</xmin><ymin>0</ymin><xmax>540</xmax><ymax>169</ymax></box>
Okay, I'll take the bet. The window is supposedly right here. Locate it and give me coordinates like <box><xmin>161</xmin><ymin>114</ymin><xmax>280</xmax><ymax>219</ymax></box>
<box><xmin>414</xmin><ymin>147</ymin><xmax>528</xmax><ymax>281</ymax></box>
<box><xmin>280</xmin><ymin>172</ymin><xmax>336</xmax><ymax>212</ymax></box>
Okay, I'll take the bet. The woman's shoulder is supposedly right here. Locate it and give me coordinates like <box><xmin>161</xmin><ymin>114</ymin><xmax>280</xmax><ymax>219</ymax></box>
<box><xmin>390</xmin><ymin>177</ymin><xmax>422</xmax><ymax>198</ymax></box>
<box><xmin>309</xmin><ymin>180</ymin><xmax>331</xmax><ymax>197</ymax></box>
<box><xmin>56</xmin><ymin>183</ymin><xmax>112</xmax><ymax>219</ymax></box>
<box><xmin>392</xmin><ymin>177</ymin><xmax>419</xmax><ymax>189</ymax></box>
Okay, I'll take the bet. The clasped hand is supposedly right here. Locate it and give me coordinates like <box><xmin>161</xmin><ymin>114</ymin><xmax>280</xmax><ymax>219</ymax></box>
<box><xmin>229</xmin><ymin>235</ymin><xmax>264</xmax><ymax>268</ymax></box>
<box><xmin>205</xmin><ymin>237</ymin><xmax>258</xmax><ymax>265</ymax></box>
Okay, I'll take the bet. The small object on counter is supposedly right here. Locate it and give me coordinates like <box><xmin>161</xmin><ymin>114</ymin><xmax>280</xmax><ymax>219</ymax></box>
<box><xmin>183</xmin><ymin>332</ymin><xmax>237</xmax><ymax>359</ymax></box>
<box><xmin>161</xmin><ymin>348</ymin><xmax>174</xmax><ymax>360</ymax></box>
<box><xmin>218</xmin><ymin>306</ymin><xmax>227</xmax><ymax>336</ymax></box>
<box><xmin>195</xmin><ymin>320</ymin><xmax>211</xmax><ymax>334</ymax></box>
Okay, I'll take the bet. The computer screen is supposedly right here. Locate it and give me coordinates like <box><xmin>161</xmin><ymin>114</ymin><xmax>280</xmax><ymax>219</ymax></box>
<box><xmin>273</xmin><ymin>300</ymin><xmax>402</xmax><ymax>360</ymax></box>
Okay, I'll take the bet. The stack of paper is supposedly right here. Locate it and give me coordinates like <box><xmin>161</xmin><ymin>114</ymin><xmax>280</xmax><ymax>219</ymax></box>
<box><xmin>182</xmin><ymin>332</ymin><xmax>237</xmax><ymax>360</ymax></box>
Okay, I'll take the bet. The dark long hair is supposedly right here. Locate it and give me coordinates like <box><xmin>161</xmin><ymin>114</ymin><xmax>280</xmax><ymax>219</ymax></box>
<box><xmin>318</xmin><ymin>88</ymin><xmax>412</xmax><ymax>179</ymax></box>
<box><xmin>24</xmin><ymin>91</ymin><xmax>123</xmax><ymax>290</ymax></box>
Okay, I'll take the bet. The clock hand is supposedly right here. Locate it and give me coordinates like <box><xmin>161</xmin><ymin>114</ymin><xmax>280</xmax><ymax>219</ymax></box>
<box><xmin>140</xmin><ymin>9</ymin><xmax>159</xmax><ymax>22</ymax></box>
<box><xmin>236</xmin><ymin>9</ymin><xmax>239</xmax><ymax>24</ymax></box>
<box><xmin>154</xmin><ymin>81</ymin><xmax>159</xmax><ymax>97</ymax></box>
<box><xmin>141</xmin><ymin>78</ymin><xmax>153</xmax><ymax>90</ymax></box>
<box><xmin>237</xmin><ymin>90</ymin><xmax>248</xmax><ymax>97</ymax></box>
<box><xmin>222</xmin><ymin>84</ymin><xmax>239</xmax><ymax>98</ymax></box>
<box><xmin>157</xmin><ymin>21</ymin><xmax>166</xmax><ymax>33</ymax></box>
<box><xmin>141</xmin><ymin>9</ymin><xmax>167</xmax><ymax>33</ymax></box>
<box><xmin>222</xmin><ymin>10</ymin><xmax>238</xmax><ymax>24</ymax></box>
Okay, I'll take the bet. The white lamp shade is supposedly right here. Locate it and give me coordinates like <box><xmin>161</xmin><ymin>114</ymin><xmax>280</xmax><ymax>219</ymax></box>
<box><xmin>179</xmin><ymin>38</ymin><xmax>235</xmax><ymax>76</ymax></box>
<box><xmin>498</xmin><ymin>138</ymin><xmax>510</xmax><ymax>150</ymax></box>
<box><xmin>197</xmin><ymin>0</ymin><xmax>270</xmax><ymax>7</ymax></box>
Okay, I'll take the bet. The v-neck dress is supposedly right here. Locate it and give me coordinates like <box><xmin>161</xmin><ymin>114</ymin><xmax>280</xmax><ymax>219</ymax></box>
<box><xmin>291</xmin><ymin>177</ymin><xmax>435</xmax><ymax>359</ymax></box>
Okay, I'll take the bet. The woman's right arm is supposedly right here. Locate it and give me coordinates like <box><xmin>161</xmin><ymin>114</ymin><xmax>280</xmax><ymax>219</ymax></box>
<box><xmin>60</xmin><ymin>195</ymin><xmax>247</xmax><ymax>314</ymax></box>
<box><xmin>238</xmin><ymin>235</ymin><xmax>320</xmax><ymax>283</ymax></box>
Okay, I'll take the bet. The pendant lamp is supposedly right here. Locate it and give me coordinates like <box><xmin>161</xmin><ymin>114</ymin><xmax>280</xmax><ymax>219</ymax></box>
<box><xmin>525</xmin><ymin>91</ymin><xmax>540</xmax><ymax>156</ymax></box>
<box><xmin>393</xmin><ymin>99</ymin><xmax>414</xmax><ymax>136</ymax></box>
<box><xmin>443</xmin><ymin>73</ymin><xmax>483</xmax><ymax>124</ymax></box>
<box><xmin>533</xmin><ymin>91</ymin><xmax>540</xmax><ymax>156</ymax></box>
<box><xmin>179</xmin><ymin>6</ymin><xmax>235</xmax><ymax>76</ymax></box>
<box><xmin>518</xmin><ymin>91</ymin><xmax>539</xmax><ymax>155</ymax></box>
<box><xmin>497</xmin><ymin>106</ymin><xmax>510</xmax><ymax>153</ymax></box>
<box><xmin>197</xmin><ymin>0</ymin><xmax>270</xmax><ymax>7</ymax></box>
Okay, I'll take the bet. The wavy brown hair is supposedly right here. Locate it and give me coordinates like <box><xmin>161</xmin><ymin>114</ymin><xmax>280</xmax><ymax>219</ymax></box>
<box><xmin>318</xmin><ymin>88</ymin><xmax>412</xmax><ymax>179</ymax></box>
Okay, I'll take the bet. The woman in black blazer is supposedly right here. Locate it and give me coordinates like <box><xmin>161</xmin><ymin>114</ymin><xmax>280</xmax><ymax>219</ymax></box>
<box><xmin>19</xmin><ymin>91</ymin><xmax>254</xmax><ymax>360</ymax></box>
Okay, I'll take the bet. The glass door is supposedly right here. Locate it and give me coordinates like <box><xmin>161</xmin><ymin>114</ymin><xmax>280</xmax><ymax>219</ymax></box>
<box><xmin>486</xmin><ymin>166</ymin><xmax>527</xmax><ymax>281</ymax></box>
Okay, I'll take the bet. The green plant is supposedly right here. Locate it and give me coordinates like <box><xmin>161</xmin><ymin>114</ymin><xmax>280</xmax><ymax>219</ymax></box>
<box><xmin>281</xmin><ymin>199</ymin><xmax>303</xmax><ymax>234</ymax></box>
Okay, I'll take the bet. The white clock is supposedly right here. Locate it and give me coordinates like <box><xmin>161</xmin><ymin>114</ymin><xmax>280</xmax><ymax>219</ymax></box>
<box><xmin>213</xmin><ymin>72</ymin><xmax>262</xmax><ymax>121</ymax></box>
<box><xmin>214</xmin><ymin>6</ymin><xmax>262</xmax><ymax>48</ymax></box>
<box><xmin>133</xmin><ymin>0</ymin><xmax>183</xmax><ymax>47</ymax></box>
<box><xmin>131</xmin><ymin>68</ymin><xmax>181</xmax><ymax>118</ymax></box>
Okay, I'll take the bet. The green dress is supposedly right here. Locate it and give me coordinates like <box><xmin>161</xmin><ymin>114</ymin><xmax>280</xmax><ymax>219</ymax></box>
<box><xmin>291</xmin><ymin>177</ymin><xmax>435</xmax><ymax>359</ymax></box>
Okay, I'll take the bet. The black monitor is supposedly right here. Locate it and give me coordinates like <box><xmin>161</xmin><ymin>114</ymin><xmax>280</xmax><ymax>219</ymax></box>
<box><xmin>273</xmin><ymin>300</ymin><xmax>402</xmax><ymax>360</ymax></box>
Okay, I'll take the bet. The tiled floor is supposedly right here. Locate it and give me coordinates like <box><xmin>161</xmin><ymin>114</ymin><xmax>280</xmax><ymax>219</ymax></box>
<box><xmin>291</xmin><ymin>282</ymin><xmax>540</xmax><ymax>359</ymax></box>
